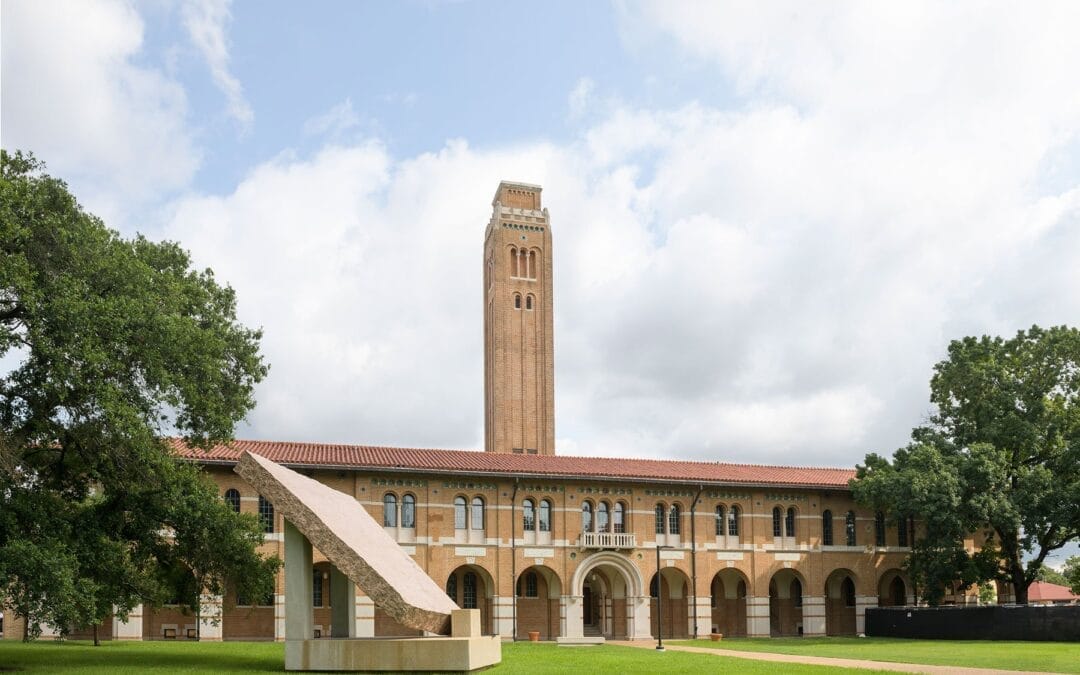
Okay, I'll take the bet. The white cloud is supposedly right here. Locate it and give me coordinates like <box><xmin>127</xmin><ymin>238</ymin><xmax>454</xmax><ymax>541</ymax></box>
<box><xmin>303</xmin><ymin>99</ymin><xmax>362</xmax><ymax>138</ymax></box>
<box><xmin>0</xmin><ymin>0</ymin><xmax>200</xmax><ymax>223</ymax></box>
<box><xmin>568</xmin><ymin>77</ymin><xmax>595</xmax><ymax>119</ymax></box>
<box><xmin>8</xmin><ymin>2</ymin><xmax>1080</xmax><ymax>468</ymax></box>
<box><xmin>180</xmin><ymin>0</ymin><xmax>253</xmax><ymax>132</ymax></box>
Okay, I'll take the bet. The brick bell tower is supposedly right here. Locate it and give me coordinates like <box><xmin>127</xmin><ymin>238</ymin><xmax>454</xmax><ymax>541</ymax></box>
<box><xmin>483</xmin><ymin>181</ymin><xmax>555</xmax><ymax>455</ymax></box>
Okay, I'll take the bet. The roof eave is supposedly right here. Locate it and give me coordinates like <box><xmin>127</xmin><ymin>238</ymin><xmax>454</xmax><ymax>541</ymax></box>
<box><xmin>182</xmin><ymin>457</ymin><xmax>852</xmax><ymax>491</ymax></box>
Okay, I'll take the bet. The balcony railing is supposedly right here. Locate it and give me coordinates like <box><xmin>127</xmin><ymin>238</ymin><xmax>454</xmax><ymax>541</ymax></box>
<box><xmin>580</xmin><ymin>531</ymin><xmax>636</xmax><ymax>549</ymax></box>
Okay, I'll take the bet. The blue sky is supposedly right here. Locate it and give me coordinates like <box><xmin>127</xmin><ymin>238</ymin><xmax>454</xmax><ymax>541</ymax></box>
<box><xmin>3</xmin><ymin>1</ymin><xmax>1079</xmax><ymax>564</ymax></box>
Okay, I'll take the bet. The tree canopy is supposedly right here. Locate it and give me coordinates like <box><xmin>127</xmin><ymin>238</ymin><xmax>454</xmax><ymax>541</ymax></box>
<box><xmin>0</xmin><ymin>150</ymin><xmax>278</xmax><ymax>640</ymax></box>
<box><xmin>852</xmin><ymin>326</ymin><xmax>1080</xmax><ymax>604</ymax></box>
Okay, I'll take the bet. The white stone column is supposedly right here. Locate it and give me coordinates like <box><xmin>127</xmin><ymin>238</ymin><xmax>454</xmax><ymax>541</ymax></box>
<box><xmin>113</xmin><ymin>604</ymin><xmax>143</xmax><ymax>640</ymax></box>
<box><xmin>691</xmin><ymin>596</ymin><xmax>711</xmax><ymax>638</ymax></box>
<box><xmin>274</xmin><ymin>593</ymin><xmax>286</xmax><ymax>642</ymax></box>
<box><xmin>561</xmin><ymin>595</ymin><xmax>583</xmax><ymax>637</ymax></box>
<box><xmin>855</xmin><ymin>595</ymin><xmax>877</xmax><ymax>635</ymax></box>
<box><xmin>329</xmin><ymin>567</ymin><xmax>355</xmax><ymax>638</ymax></box>
<box><xmin>747</xmin><ymin>596</ymin><xmax>770</xmax><ymax>637</ymax></box>
<box><xmin>629</xmin><ymin>595</ymin><xmax>651</xmax><ymax>639</ymax></box>
<box><xmin>802</xmin><ymin>596</ymin><xmax>826</xmax><ymax>636</ymax></box>
<box><xmin>492</xmin><ymin>595</ymin><xmax>514</xmax><ymax>637</ymax></box>
<box><xmin>355</xmin><ymin>595</ymin><xmax>375</xmax><ymax>637</ymax></box>
<box><xmin>198</xmin><ymin>594</ymin><xmax>223</xmax><ymax>641</ymax></box>
<box><xmin>284</xmin><ymin>519</ymin><xmax>313</xmax><ymax>641</ymax></box>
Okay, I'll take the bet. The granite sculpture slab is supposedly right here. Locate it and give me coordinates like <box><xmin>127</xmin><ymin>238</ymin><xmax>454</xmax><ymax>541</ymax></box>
<box><xmin>235</xmin><ymin>451</ymin><xmax>458</xmax><ymax>634</ymax></box>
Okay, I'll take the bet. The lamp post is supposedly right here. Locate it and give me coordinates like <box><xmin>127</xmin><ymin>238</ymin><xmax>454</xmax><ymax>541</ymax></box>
<box><xmin>655</xmin><ymin>545</ymin><xmax>672</xmax><ymax>651</ymax></box>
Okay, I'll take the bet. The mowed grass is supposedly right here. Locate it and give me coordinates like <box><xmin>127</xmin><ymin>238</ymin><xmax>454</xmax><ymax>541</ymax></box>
<box><xmin>0</xmin><ymin>639</ymin><xmax>887</xmax><ymax>674</ymax></box>
<box><xmin>670</xmin><ymin>636</ymin><xmax>1080</xmax><ymax>673</ymax></box>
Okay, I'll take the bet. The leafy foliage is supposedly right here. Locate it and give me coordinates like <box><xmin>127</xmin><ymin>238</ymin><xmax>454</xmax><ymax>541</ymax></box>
<box><xmin>0</xmin><ymin>150</ymin><xmax>278</xmax><ymax>640</ymax></box>
<box><xmin>852</xmin><ymin>326</ymin><xmax>1080</xmax><ymax>604</ymax></box>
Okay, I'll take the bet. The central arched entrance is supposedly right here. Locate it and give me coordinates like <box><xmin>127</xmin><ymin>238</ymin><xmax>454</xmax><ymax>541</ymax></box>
<box><xmin>567</xmin><ymin>552</ymin><xmax>648</xmax><ymax>640</ymax></box>
<box><xmin>824</xmin><ymin>569</ymin><xmax>857</xmax><ymax>636</ymax></box>
<box><xmin>769</xmin><ymin>569</ymin><xmax>805</xmax><ymax>637</ymax></box>
<box><xmin>710</xmin><ymin>569</ymin><xmax>748</xmax><ymax>637</ymax></box>
<box><xmin>649</xmin><ymin>568</ymin><xmax>690</xmax><ymax>639</ymax></box>
<box><xmin>516</xmin><ymin>565</ymin><xmax>561</xmax><ymax>640</ymax></box>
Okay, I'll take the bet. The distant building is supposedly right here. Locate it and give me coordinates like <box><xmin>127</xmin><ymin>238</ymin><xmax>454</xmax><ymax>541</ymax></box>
<box><xmin>1027</xmin><ymin>581</ymin><xmax>1080</xmax><ymax>606</ymax></box>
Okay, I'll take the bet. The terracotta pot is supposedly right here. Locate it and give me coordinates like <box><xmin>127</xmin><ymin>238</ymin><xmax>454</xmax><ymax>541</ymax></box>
<box><xmin>528</xmin><ymin>631</ymin><xmax>541</xmax><ymax>642</ymax></box>
<box><xmin>710</xmin><ymin>632</ymin><xmax>723</xmax><ymax>641</ymax></box>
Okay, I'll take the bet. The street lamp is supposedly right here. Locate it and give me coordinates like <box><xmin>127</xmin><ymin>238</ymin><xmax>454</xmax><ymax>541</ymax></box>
<box><xmin>655</xmin><ymin>545</ymin><xmax>672</xmax><ymax>651</ymax></box>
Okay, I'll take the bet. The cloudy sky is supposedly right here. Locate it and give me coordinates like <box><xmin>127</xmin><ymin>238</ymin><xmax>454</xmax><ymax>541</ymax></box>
<box><xmin>4</xmin><ymin>1</ymin><xmax>1080</xmax><ymax>472</ymax></box>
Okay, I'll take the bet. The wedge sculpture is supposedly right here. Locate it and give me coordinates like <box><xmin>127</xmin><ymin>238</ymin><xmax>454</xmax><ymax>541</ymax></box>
<box><xmin>235</xmin><ymin>451</ymin><xmax>459</xmax><ymax>634</ymax></box>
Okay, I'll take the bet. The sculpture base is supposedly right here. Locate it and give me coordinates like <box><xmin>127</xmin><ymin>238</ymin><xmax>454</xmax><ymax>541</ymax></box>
<box><xmin>285</xmin><ymin>636</ymin><xmax>502</xmax><ymax>672</ymax></box>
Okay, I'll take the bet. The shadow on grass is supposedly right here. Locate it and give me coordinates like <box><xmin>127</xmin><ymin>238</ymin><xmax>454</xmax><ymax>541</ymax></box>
<box><xmin>0</xmin><ymin>640</ymin><xmax>283</xmax><ymax>673</ymax></box>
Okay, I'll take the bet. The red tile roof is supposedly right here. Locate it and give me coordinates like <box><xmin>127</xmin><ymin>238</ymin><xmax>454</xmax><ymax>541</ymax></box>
<box><xmin>170</xmin><ymin>438</ymin><xmax>856</xmax><ymax>489</ymax></box>
<box><xmin>1028</xmin><ymin>581</ymin><xmax>1080</xmax><ymax>602</ymax></box>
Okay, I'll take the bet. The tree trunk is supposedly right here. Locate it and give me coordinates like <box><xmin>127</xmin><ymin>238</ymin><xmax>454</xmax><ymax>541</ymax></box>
<box><xmin>22</xmin><ymin>615</ymin><xmax>29</xmax><ymax>642</ymax></box>
<box><xmin>93</xmin><ymin>623</ymin><xmax>100</xmax><ymax>647</ymax></box>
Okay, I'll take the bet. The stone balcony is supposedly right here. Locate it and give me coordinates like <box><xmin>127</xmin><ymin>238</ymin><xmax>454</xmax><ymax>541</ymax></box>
<box><xmin>579</xmin><ymin>531</ymin><xmax>636</xmax><ymax>550</ymax></box>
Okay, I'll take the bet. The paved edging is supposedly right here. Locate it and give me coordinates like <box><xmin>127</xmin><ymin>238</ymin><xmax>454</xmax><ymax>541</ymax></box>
<box><xmin>607</xmin><ymin>640</ymin><xmax>1051</xmax><ymax>675</ymax></box>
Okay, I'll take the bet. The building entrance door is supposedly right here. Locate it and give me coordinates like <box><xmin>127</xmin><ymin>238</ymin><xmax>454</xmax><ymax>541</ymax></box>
<box><xmin>583</xmin><ymin>587</ymin><xmax>593</xmax><ymax>625</ymax></box>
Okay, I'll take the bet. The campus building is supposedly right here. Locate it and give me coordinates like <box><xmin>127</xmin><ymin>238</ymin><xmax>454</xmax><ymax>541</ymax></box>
<box><xmin>3</xmin><ymin>182</ymin><xmax>924</xmax><ymax>642</ymax></box>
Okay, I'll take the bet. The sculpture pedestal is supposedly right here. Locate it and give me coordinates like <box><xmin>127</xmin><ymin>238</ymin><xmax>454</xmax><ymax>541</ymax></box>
<box><xmin>285</xmin><ymin>634</ymin><xmax>501</xmax><ymax>672</ymax></box>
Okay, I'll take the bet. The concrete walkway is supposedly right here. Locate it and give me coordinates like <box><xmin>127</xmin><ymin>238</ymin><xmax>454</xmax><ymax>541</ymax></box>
<box><xmin>608</xmin><ymin>640</ymin><xmax>1049</xmax><ymax>675</ymax></box>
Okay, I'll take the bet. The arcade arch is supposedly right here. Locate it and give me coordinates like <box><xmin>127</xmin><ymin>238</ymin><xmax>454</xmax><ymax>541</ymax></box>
<box><xmin>515</xmin><ymin>565</ymin><xmax>561</xmax><ymax>640</ymax></box>
<box><xmin>824</xmin><ymin>568</ymin><xmax>858</xmax><ymax>635</ymax></box>
<box><xmin>710</xmin><ymin>568</ymin><xmax>748</xmax><ymax>637</ymax></box>
<box><xmin>769</xmin><ymin>569</ymin><xmax>805</xmax><ymax>637</ymax></box>
<box><xmin>878</xmin><ymin>569</ymin><xmax>910</xmax><ymax>607</ymax></box>
<box><xmin>446</xmin><ymin>564</ymin><xmax>495</xmax><ymax>635</ymax></box>
<box><xmin>649</xmin><ymin>567</ymin><xmax>690</xmax><ymax>639</ymax></box>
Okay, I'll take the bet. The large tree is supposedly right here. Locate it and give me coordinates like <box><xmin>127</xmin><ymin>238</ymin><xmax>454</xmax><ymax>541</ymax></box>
<box><xmin>0</xmin><ymin>150</ymin><xmax>278</xmax><ymax>640</ymax></box>
<box><xmin>853</xmin><ymin>326</ymin><xmax>1080</xmax><ymax>604</ymax></box>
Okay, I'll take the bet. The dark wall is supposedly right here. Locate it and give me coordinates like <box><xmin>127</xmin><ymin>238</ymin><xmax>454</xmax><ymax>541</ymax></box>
<box><xmin>866</xmin><ymin>605</ymin><xmax>1080</xmax><ymax>641</ymax></box>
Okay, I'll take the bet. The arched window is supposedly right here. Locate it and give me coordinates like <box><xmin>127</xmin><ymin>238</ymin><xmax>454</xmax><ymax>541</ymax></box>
<box><xmin>258</xmin><ymin>495</ymin><xmax>274</xmax><ymax>534</ymax></box>
<box><xmin>463</xmin><ymin>572</ymin><xmax>477</xmax><ymax>609</ymax></box>
<box><xmin>528</xmin><ymin>250</ymin><xmax>537</xmax><ymax>279</ymax></box>
<box><xmin>772</xmin><ymin>507</ymin><xmax>782</xmax><ymax>537</ymax></box>
<box><xmin>842</xmin><ymin>577</ymin><xmax>856</xmax><ymax>607</ymax></box>
<box><xmin>510</xmin><ymin>247</ymin><xmax>518</xmax><ymax>278</ymax></box>
<box><xmin>224</xmin><ymin>488</ymin><xmax>240</xmax><ymax>513</ymax></box>
<box><xmin>454</xmin><ymin>497</ymin><xmax>467</xmax><ymax>530</ymax></box>
<box><xmin>525</xmin><ymin>295</ymin><xmax>533</xmax><ymax>310</ymax></box>
<box><xmin>446</xmin><ymin>574</ymin><xmax>458</xmax><ymax>602</ymax></box>
<box><xmin>899</xmin><ymin>516</ymin><xmax>912</xmax><ymax>547</ymax></box>
<box><xmin>402</xmin><ymin>494</ymin><xmax>415</xmax><ymax>528</ymax></box>
<box><xmin>715</xmin><ymin>505</ymin><xmax>726</xmax><ymax>536</ymax></box>
<box><xmin>822</xmin><ymin>510</ymin><xmax>834</xmax><ymax>546</ymax></box>
<box><xmin>785</xmin><ymin>507</ymin><xmax>796</xmax><ymax>538</ymax></box>
<box><xmin>668</xmin><ymin>504</ymin><xmax>681</xmax><ymax>535</ymax></box>
<box><xmin>471</xmin><ymin>497</ymin><xmax>485</xmax><ymax>531</ymax></box>
<box><xmin>597</xmin><ymin>502</ymin><xmax>609</xmax><ymax>532</ymax></box>
<box><xmin>875</xmin><ymin>512</ymin><xmax>886</xmax><ymax>546</ymax></box>
<box><xmin>539</xmin><ymin>499</ymin><xmax>552</xmax><ymax>532</ymax></box>
<box><xmin>312</xmin><ymin>568</ymin><xmax>323</xmax><ymax>607</ymax></box>
<box><xmin>523</xmin><ymin>499</ymin><xmax>535</xmax><ymax>531</ymax></box>
<box><xmin>581</xmin><ymin>501</ymin><xmax>593</xmax><ymax>532</ymax></box>
<box><xmin>613</xmin><ymin>501</ymin><xmax>625</xmax><ymax>533</ymax></box>
<box><xmin>728</xmin><ymin>505</ymin><xmax>740</xmax><ymax>537</ymax></box>
<box><xmin>383</xmin><ymin>493</ymin><xmax>397</xmax><ymax>527</ymax></box>
<box><xmin>792</xmin><ymin>579</ymin><xmax>803</xmax><ymax>607</ymax></box>
<box><xmin>846</xmin><ymin>511</ymin><xmax>857</xmax><ymax>546</ymax></box>
<box><xmin>522</xmin><ymin>571</ymin><xmax>538</xmax><ymax>598</ymax></box>
<box><xmin>514</xmin><ymin>294</ymin><xmax>521</xmax><ymax>310</ymax></box>
<box><xmin>654</xmin><ymin>504</ymin><xmax>666</xmax><ymax>534</ymax></box>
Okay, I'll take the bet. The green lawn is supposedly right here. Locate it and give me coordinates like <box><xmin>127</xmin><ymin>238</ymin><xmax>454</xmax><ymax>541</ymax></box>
<box><xmin>670</xmin><ymin>636</ymin><xmax>1080</xmax><ymax>673</ymax></box>
<box><xmin>0</xmin><ymin>639</ymin><xmax>885</xmax><ymax>674</ymax></box>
